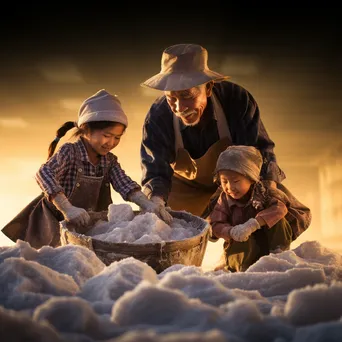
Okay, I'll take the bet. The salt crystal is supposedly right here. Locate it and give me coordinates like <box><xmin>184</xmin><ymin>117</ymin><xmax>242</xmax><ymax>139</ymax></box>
<box><xmin>107</xmin><ymin>204</ymin><xmax>135</xmax><ymax>224</ymax></box>
<box><xmin>86</xmin><ymin>211</ymin><xmax>201</xmax><ymax>244</ymax></box>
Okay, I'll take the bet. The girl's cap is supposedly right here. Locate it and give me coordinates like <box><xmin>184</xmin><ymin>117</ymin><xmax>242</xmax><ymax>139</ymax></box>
<box><xmin>77</xmin><ymin>89</ymin><xmax>128</xmax><ymax>127</ymax></box>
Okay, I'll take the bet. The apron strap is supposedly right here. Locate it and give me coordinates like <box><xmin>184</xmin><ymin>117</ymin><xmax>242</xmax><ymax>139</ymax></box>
<box><xmin>173</xmin><ymin>113</ymin><xmax>184</xmax><ymax>152</ymax></box>
<box><xmin>72</xmin><ymin>140</ymin><xmax>110</xmax><ymax>180</ymax></box>
<box><xmin>211</xmin><ymin>92</ymin><xmax>232</xmax><ymax>142</ymax></box>
<box><xmin>102</xmin><ymin>157</ymin><xmax>112</xmax><ymax>181</ymax></box>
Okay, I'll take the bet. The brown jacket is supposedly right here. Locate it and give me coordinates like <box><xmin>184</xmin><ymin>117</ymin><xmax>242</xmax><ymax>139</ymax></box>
<box><xmin>209</xmin><ymin>181</ymin><xmax>289</xmax><ymax>241</ymax></box>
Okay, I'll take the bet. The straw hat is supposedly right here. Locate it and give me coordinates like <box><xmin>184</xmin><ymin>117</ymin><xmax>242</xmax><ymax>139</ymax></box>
<box><xmin>141</xmin><ymin>44</ymin><xmax>229</xmax><ymax>91</ymax></box>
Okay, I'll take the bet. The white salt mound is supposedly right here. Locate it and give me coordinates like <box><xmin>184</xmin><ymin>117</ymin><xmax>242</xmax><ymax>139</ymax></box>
<box><xmin>86</xmin><ymin>204</ymin><xmax>201</xmax><ymax>244</ymax></box>
<box><xmin>107</xmin><ymin>203</ymin><xmax>135</xmax><ymax>224</ymax></box>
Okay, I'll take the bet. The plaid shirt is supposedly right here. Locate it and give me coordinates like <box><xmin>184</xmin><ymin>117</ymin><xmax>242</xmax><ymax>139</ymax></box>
<box><xmin>140</xmin><ymin>81</ymin><xmax>286</xmax><ymax>201</ymax></box>
<box><xmin>36</xmin><ymin>138</ymin><xmax>140</xmax><ymax>201</ymax></box>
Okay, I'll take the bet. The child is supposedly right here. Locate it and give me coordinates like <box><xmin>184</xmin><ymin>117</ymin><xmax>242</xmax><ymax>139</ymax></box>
<box><xmin>2</xmin><ymin>89</ymin><xmax>172</xmax><ymax>249</ymax></box>
<box><xmin>209</xmin><ymin>145</ymin><xmax>293</xmax><ymax>272</ymax></box>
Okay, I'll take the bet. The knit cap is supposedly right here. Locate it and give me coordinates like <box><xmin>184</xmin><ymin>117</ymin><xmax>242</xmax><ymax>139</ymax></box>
<box><xmin>77</xmin><ymin>89</ymin><xmax>128</xmax><ymax>127</ymax></box>
<box><xmin>214</xmin><ymin>145</ymin><xmax>263</xmax><ymax>182</ymax></box>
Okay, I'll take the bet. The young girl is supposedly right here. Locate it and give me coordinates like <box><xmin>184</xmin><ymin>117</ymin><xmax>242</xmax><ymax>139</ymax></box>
<box><xmin>2</xmin><ymin>89</ymin><xmax>172</xmax><ymax>249</ymax></box>
<box><xmin>209</xmin><ymin>145</ymin><xmax>294</xmax><ymax>272</ymax></box>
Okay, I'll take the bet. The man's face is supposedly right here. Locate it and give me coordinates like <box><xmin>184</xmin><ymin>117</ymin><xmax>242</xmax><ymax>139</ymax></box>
<box><xmin>165</xmin><ymin>83</ymin><xmax>212</xmax><ymax>126</ymax></box>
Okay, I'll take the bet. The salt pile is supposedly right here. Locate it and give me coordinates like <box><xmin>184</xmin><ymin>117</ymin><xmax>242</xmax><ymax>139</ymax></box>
<box><xmin>86</xmin><ymin>204</ymin><xmax>201</xmax><ymax>244</ymax></box>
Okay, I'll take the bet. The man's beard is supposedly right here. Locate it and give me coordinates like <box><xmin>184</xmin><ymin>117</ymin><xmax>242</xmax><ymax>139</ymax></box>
<box><xmin>176</xmin><ymin>110</ymin><xmax>200</xmax><ymax>126</ymax></box>
<box><xmin>183</xmin><ymin>115</ymin><xmax>201</xmax><ymax>126</ymax></box>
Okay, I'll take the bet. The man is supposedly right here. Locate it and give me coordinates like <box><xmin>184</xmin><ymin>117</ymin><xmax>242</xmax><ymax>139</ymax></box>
<box><xmin>139</xmin><ymin>44</ymin><xmax>310</xmax><ymax>240</ymax></box>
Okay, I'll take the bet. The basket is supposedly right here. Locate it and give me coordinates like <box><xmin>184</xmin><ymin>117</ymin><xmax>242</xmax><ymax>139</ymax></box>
<box><xmin>60</xmin><ymin>210</ymin><xmax>210</xmax><ymax>273</ymax></box>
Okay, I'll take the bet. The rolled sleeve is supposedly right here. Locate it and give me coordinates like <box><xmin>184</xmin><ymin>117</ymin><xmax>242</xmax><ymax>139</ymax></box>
<box><xmin>256</xmin><ymin>198</ymin><xmax>288</xmax><ymax>228</ymax></box>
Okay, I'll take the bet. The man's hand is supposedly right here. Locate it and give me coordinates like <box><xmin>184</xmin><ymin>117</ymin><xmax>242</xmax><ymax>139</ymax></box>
<box><xmin>129</xmin><ymin>191</ymin><xmax>173</xmax><ymax>225</ymax></box>
<box><xmin>149</xmin><ymin>196</ymin><xmax>173</xmax><ymax>224</ymax></box>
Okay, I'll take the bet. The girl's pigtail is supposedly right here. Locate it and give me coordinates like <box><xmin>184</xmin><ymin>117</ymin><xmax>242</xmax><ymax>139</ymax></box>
<box><xmin>47</xmin><ymin>121</ymin><xmax>77</xmax><ymax>160</ymax></box>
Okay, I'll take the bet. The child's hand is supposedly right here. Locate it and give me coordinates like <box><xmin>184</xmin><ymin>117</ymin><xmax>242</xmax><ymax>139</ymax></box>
<box><xmin>230</xmin><ymin>218</ymin><xmax>260</xmax><ymax>242</ymax></box>
<box><xmin>64</xmin><ymin>206</ymin><xmax>90</xmax><ymax>227</ymax></box>
<box><xmin>53</xmin><ymin>193</ymin><xmax>90</xmax><ymax>227</ymax></box>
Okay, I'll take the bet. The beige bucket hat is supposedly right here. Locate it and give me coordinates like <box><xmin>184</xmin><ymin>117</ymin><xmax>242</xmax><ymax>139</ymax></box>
<box><xmin>141</xmin><ymin>44</ymin><xmax>229</xmax><ymax>91</ymax></box>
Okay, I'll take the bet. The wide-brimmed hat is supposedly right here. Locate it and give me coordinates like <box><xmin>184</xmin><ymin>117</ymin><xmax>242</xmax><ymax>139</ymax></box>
<box><xmin>141</xmin><ymin>44</ymin><xmax>229</xmax><ymax>91</ymax></box>
<box><xmin>77</xmin><ymin>89</ymin><xmax>128</xmax><ymax>127</ymax></box>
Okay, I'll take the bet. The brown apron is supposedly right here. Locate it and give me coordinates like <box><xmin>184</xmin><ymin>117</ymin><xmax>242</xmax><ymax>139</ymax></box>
<box><xmin>2</xmin><ymin>146</ymin><xmax>112</xmax><ymax>249</ymax></box>
<box><xmin>167</xmin><ymin>94</ymin><xmax>231</xmax><ymax>217</ymax></box>
<box><xmin>167</xmin><ymin>94</ymin><xmax>311</xmax><ymax>240</ymax></box>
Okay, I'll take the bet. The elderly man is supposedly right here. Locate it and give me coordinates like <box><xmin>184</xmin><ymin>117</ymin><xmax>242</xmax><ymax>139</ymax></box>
<box><xmin>139</xmin><ymin>44</ymin><xmax>310</xmax><ymax>240</ymax></box>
